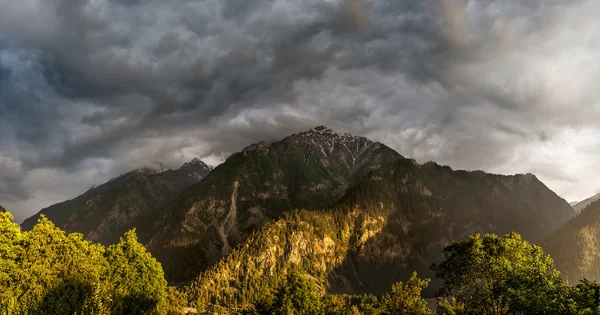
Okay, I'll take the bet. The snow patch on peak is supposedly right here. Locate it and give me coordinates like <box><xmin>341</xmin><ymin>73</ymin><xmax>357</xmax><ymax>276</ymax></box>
<box><xmin>189</xmin><ymin>157</ymin><xmax>203</xmax><ymax>164</ymax></box>
<box><xmin>181</xmin><ymin>157</ymin><xmax>210</xmax><ymax>170</ymax></box>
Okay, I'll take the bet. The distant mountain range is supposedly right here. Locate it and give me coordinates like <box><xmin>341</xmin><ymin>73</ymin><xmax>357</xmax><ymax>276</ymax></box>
<box><xmin>21</xmin><ymin>126</ymin><xmax>576</xmax><ymax>295</ymax></box>
<box><xmin>21</xmin><ymin>159</ymin><xmax>213</xmax><ymax>245</ymax></box>
<box><xmin>571</xmin><ymin>193</ymin><xmax>600</xmax><ymax>214</ymax></box>
<box><xmin>545</xmin><ymin>198</ymin><xmax>600</xmax><ymax>283</ymax></box>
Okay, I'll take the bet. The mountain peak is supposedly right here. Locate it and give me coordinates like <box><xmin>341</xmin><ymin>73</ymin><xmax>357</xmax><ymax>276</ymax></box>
<box><xmin>306</xmin><ymin>125</ymin><xmax>351</xmax><ymax>137</ymax></box>
<box><xmin>181</xmin><ymin>157</ymin><xmax>209</xmax><ymax>168</ymax></box>
<box><xmin>179</xmin><ymin>158</ymin><xmax>212</xmax><ymax>181</ymax></box>
<box><xmin>572</xmin><ymin>192</ymin><xmax>600</xmax><ymax>214</ymax></box>
<box><xmin>312</xmin><ymin>125</ymin><xmax>334</xmax><ymax>132</ymax></box>
<box><xmin>243</xmin><ymin>141</ymin><xmax>274</xmax><ymax>153</ymax></box>
<box><xmin>288</xmin><ymin>126</ymin><xmax>366</xmax><ymax>143</ymax></box>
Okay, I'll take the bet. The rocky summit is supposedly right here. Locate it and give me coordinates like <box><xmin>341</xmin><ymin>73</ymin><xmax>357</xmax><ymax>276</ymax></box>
<box><xmin>146</xmin><ymin>126</ymin><xmax>403</xmax><ymax>283</ymax></box>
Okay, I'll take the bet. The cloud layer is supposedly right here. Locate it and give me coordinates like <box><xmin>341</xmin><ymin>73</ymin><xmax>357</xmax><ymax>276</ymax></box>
<box><xmin>1</xmin><ymin>0</ymin><xmax>599</xmax><ymax>222</ymax></box>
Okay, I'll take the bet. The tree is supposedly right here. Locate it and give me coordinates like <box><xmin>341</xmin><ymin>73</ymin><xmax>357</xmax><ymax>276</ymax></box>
<box><xmin>0</xmin><ymin>211</ymin><xmax>22</xmax><ymax>313</ymax></box>
<box><xmin>432</xmin><ymin>233</ymin><xmax>572</xmax><ymax>314</ymax></box>
<box><xmin>0</xmin><ymin>214</ymin><xmax>110</xmax><ymax>314</ymax></box>
<box><xmin>270</xmin><ymin>272</ymin><xmax>323</xmax><ymax>315</ymax></box>
<box><xmin>0</xmin><ymin>211</ymin><xmax>184</xmax><ymax>314</ymax></box>
<box><xmin>380</xmin><ymin>272</ymin><xmax>432</xmax><ymax>315</ymax></box>
<box><xmin>322</xmin><ymin>294</ymin><xmax>349</xmax><ymax>315</ymax></box>
<box><xmin>166</xmin><ymin>286</ymin><xmax>188</xmax><ymax>315</ymax></box>
<box><xmin>105</xmin><ymin>229</ymin><xmax>168</xmax><ymax>315</ymax></box>
<box><xmin>571</xmin><ymin>279</ymin><xmax>600</xmax><ymax>315</ymax></box>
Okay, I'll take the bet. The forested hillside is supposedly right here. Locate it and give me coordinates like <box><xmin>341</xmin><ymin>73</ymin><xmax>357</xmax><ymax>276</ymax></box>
<box><xmin>572</xmin><ymin>194</ymin><xmax>600</xmax><ymax>214</ymax></box>
<box><xmin>21</xmin><ymin>159</ymin><xmax>212</xmax><ymax>245</ymax></box>
<box><xmin>184</xmin><ymin>157</ymin><xmax>575</xmax><ymax>308</ymax></box>
<box><xmin>546</xmin><ymin>199</ymin><xmax>600</xmax><ymax>283</ymax></box>
<box><xmin>146</xmin><ymin>127</ymin><xmax>402</xmax><ymax>283</ymax></box>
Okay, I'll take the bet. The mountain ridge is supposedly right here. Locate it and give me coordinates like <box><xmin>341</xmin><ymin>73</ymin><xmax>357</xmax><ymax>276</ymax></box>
<box><xmin>571</xmin><ymin>193</ymin><xmax>600</xmax><ymax>214</ymax></box>
<box><xmin>545</xmin><ymin>198</ymin><xmax>600</xmax><ymax>283</ymax></box>
<box><xmin>145</xmin><ymin>126</ymin><xmax>404</xmax><ymax>283</ymax></box>
<box><xmin>184</xmin><ymin>157</ymin><xmax>575</xmax><ymax>307</ymax></box>
<box><xmin>21</xmin><ymin>158</ymin><xmax>213</xmax><ymax>245</ymax></box>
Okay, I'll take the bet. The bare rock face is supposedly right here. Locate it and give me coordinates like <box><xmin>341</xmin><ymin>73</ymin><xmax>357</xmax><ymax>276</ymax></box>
<box><xmin>21</xmin><ymin>158</ymin><xmax>213</xmax><ymax>245</ymax></box>
<box><xmin>146</xmin><ymin>126</ymin><xmax>403</xmax><ymax>283</ymax></box>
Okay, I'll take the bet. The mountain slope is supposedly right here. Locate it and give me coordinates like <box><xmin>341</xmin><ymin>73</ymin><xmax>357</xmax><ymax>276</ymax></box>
<box><xmin>545</xmin><ymin>199</ymin><xmax>600</xmax><ymax>283</ymax></box>
<box><xmin>146</xmin><ymin>126</ymin><xmax>403</xmax><ymax>283</ymax></box>
<box><xmin>572</xmin><ymin>193</ymin><xmax>600</xmax><ymax>214</ymax></box>
<box><xmin>21</xmin><ymin>158</ymin><xmax>212</xmax><ymax>245</ymax></box>
<box><xmin>184</xmin><ymin>158</ymin><xmax>575</xmax><ymax>307</ymax></box>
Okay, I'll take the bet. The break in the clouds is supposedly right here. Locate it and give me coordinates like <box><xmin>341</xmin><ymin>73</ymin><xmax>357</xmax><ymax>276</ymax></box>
<box><xmin>1</xmin><ymin>0</ymin><xmax>600</xmax><ymax>222</ymax></box>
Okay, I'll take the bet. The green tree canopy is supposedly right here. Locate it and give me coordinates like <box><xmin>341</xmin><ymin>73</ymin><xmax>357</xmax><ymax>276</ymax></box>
<box><xmin>105</xmin><ymin>229</ymin><xmax>169</xmax><ymax>314</ymax></box>
<box><xmin>0</xmin><ymin>211</ymin><xmax>181</xmax><ymax>315</ymax></box>
<box><xmin>432</xmin><ymin>232</ymin><xmax>573</xmax><ymax>314</ymax></box>
<box><xmin>380</xmin><ymin>272</ymin><xmax>432</xmax><ymax>315</ymax></box>
<box><xmin>270</xmin><ymin>272</ymin><xmax>323</xmax><ymax>315</ymax></box>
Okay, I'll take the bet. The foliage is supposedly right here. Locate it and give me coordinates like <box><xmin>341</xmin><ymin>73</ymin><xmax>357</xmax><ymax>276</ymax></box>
<box><xmin>105</xmin><ymin>229</ymin><xmax>168</xmax><ymax>314</ymax></box>
<box><xmin>269</xmin><ymin>273</ymin><xmax>324</xmax><ymax>315</ymax></box>
<box><xmin>380</xmin><ymin>272</ymin><xmax>432</xmax><ymax>315</ymax></box>
<box><xmin>0</xmin><ymin>211</ymin><xmax>184</xmax><ymax>314</ymax></box>
<box><xmin>432</xmin><ymin>232</ymin><xmax>572</xmax><ymax>314</ymax></box>
<box><xmin>570</xmin><ymin>279</ymin><xmax>600</xmax><ymax>314</ymax></box>
<box><xmin>166</xmin><ymin>287</ymin><xmax>188</xmax><ymax>315</ymax></box>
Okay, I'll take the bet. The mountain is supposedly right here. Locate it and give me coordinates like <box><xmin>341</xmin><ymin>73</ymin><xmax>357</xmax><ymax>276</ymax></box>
<box><xmin>146</xmin><ymin>126</ymin><xmax>403</xmax><ymax>283</ymax></box>
<box><xmin>545</xmin><ymin>199</ymin><xmax>600</xmax><ymax>283</ymax></box>
<box><xmin>184</xmin><ymin>158</ymin><xmax>575</xmax><ymax>307</ymax></box>
<box><xmin>571</xmin><ymin>193</ymin><xmax>600</xmax><ymax>214</ymax></box>
<box><xmin>21</xmin><ymin>158</ymin><xmax>213</xmax><ymax>245</ymax></box>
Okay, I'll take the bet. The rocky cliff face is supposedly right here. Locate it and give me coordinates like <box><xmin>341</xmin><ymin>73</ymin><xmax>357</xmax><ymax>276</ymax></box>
<box><xmin>21</xmin><ymin>159</ymin><xmax>212</xmax><ymax>245</ymax></box>
<box><xmin>146</xmin><ymin>126</ymin><xmax>403</xmax><ymax>283</ymax></box>
<box><xmin>545</xmin><ymin>199</ymin><xmax>600</xmax><ymax>283</ymax></box>
<box><xmin>185</xmin><ymin>158</ymin><xmax>575</xmax><ymax>306</ymax></box>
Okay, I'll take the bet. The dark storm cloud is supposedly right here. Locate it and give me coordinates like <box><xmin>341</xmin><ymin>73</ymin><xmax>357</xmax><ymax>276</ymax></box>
<box><xmin>1</xmin><ymin>0</ymin><xmax>600</xmax><ymax>221</ymax></box>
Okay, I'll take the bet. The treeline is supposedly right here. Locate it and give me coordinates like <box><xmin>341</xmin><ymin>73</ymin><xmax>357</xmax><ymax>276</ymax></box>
<box><xmin>5</xmin><ymin>206</ymin><xmax>600</xmax><ymax>314</ymax></box>
<box><xmin>0</xmin><ymin>211</ymin><xmax>186</xmax><ymax>315</ymax></box>
<box><xmin>201</xmin><ymin>233</ymin><xmax>600</xmax><ymax>315</ymax></box>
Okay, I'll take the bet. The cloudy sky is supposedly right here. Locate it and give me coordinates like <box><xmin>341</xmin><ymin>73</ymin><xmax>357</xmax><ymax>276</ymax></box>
<box><xmin>1</xmin><ymin>0</ymin><xmax>599</xmax><ymax>222</ymax></box>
